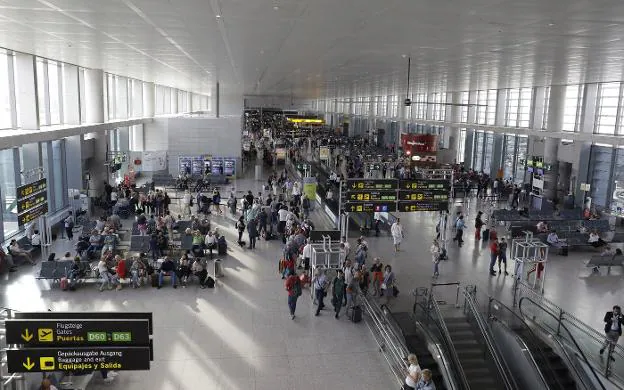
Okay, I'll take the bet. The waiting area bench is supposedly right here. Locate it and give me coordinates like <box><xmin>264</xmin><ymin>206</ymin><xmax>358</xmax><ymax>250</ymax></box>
<box><xmin>37</xmin><ymin>260</ymin><xmax>96</xmax><ymax>284</ymax></box>
<box><xmin>587</xmin><ymin>255</ymin><xmax>624</xmax><ymax>274</ymax></box>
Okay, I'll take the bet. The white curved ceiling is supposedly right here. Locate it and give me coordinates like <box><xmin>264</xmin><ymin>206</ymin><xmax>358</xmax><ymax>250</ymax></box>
<box><xmin>0</xmin><ymin>0</ymin><xmax>623</xmax><ymax>98</ymax></box>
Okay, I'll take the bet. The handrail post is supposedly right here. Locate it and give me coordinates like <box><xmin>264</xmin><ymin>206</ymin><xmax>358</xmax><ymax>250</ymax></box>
<box><xmin>455</xmin><ymin>284</ymin><xmax>460</xmax><ymax>308</ymax></box>
<box><xmin>557</xmin><ymin>309</ymin><xmax>563</xmax><ymax>337</ymax></box>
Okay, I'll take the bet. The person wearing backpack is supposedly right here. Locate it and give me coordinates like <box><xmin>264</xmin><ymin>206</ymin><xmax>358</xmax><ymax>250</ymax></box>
<box><xmin>285</xmin><ymin>272</ymin><xmax>301</xmax><ymax>320</ymax></box>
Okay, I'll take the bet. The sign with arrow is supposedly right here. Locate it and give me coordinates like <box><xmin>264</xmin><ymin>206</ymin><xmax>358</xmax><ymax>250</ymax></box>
<box><xmin>346</xmin><ymin>179</ymin><xmax>398</xmax><ymax>191</ymax></box>
<box><xmin>6</xmin><ymin>346</ymin><xmax>151</xmax><ymax>373</ymax></box>
<box><xmin>344</xmin><ymin>202</ymin><xmax>397</xmax><ymax>213</ymax></box>
<box><xmin>5</xmin><ymin>319</ymin><xmax>150</xmax><ymax>347</ymax></box>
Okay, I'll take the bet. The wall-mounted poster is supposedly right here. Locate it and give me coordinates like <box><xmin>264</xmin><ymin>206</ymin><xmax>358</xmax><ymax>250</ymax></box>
<box><xmin>143</xmin><ymin>151</ymin><xmax>167</xmax><ymax>171</ymax></box>
<box><xmin>212</xmin><ymin>158</ymin><xmax>224</xmax><ymax>176</ymax></box>
<box><xmin>191</xmin><ymin>156</ymin><xmax>204</xmax><ymax>176</ymax></box>
<box><xmin>179</xmin><ymin>157</ymin><xmax>192</xmax><ymax>175</ymax></box>
<box><xmin>224</xmin><ymin>158</ymin><xmax>236</xmax><ymax>176</ymax></box>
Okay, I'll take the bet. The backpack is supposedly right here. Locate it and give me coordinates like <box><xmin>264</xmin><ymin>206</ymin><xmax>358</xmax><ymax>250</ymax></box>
<box><xmin>205</xmin><ymin>276</ymin><xmax>215</xmax><ymax>288</ymax></box>
<box><xmin>302</xmin><ymin>198</ymin><xmax>310</xmax><ymax>209</ymax></box>
<box><xmin>68</xmin><ymin>220</ymin><xmax>74</xmax><ymax>229</ymax></box>
<box><xmin>293</xmin><ymin>278</ymin><xmax>302</xmax><ymax>297</ymax></box>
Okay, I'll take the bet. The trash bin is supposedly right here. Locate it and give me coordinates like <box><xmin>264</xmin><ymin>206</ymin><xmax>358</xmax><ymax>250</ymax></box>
<box><xmin>214</xmin><ymin>259</ymin><xmax>224</xmax><ymax>278</ymax></box>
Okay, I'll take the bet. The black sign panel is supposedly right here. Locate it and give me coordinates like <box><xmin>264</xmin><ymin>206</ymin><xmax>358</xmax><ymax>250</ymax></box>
<box><xmin>17</xmin><ymin>191</ymin><xmax>48</xmax><ymax>214</ymax></box>
<box><xmin>5</xmin><ymin>319</ymin><xmax>150</xmax><ymax>347</ymax></box>
<box><xmin>399</xmin><ymin>190</ymin><xmax>449</xmax><ymax>202</ymax></box>
<box><xmin>17</xmin><ymin>178</ymin><xmax>47</xmax><ymax>199</ymax></box>
<box><xmin>346</xmin><ymin>190</ymin><xmax>398</xmax><ymax>202</ymax></box>
<box><xmin>13</xmin><ymin>312</ymin><xmax>154</xmax><ymax>335</ymax></box>
<box><xmin>18</xmin><ymin>203</ymin><xmax>48</xmax><ymax>227</ymax></box>
<box><xmin>399</xmin><ymin>179</ymin><xmax>450</xmax><ymax>191</ymax></box>
<box><xmin>398</xmin><ymin>201</ymin><xmax>448</xmax><ymax>212</ymax></box>
<box><xmin>345</xmin><ymin>202</ymin><xmax>397</xmax><ymax>213</ymax></box>
<box><xmin>6</xmin><ymin>347</ymin><xmax>151</xmax><ymax>373</ymax></box>
<box><xmin>346</xmin><ymin>179</ymin><xmax>398</xmax><ymax>191</ymax></box>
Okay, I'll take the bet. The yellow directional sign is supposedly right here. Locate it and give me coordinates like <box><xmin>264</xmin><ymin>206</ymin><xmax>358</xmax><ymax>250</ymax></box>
<box><xmin>22</xmin><ymin>357</ymin><xmax>35</xmax><ymax>371</ymax></box>
<box><xmin>37</xmin><ymin>328</ymin><xmax>53</xmax><ymax>342</ymax></box>
<box><xmin>39</xmin><ymin>357</ymin><xmax>55</xmax><ymax>371</ymax></box>
<box><xmin>21</xmin><ymin>329</ymin><xmax>33</xmax><ymax>342</ymax></box>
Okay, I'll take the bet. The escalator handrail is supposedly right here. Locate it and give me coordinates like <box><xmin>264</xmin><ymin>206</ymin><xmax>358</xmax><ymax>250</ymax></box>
<box><xmin>488</xmin><ymin>297</ymin><xmax>566</xmax><ymax>390</ymax></box>
<box><xmin>383</xmin><ymin>304</ymin><xmax>461</xmax><ymax>390</ymax></box>
<box><xmin>489</xmin><ymin>316</ymin><xmax>550</xmax><ymax>389</ymax></box>
<box><xmin>518</xmin><ymin>296</ymin><xmax>607</xmax><ymax>390</ymax></box>
<box><xmin>420</xmin><ymin>298</ymin><xmax>471</xmax><ymax>390</ymax></box>
<box><xmin>464</xmin><ymin>292</ymin><xmax>519</xmax><ymax>390</ymax></box>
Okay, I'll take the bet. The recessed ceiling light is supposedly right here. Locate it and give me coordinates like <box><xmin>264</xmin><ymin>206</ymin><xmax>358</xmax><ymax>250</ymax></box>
<box><xmin>273</xmin><ymin>5</ymin><xmax>279</xmax><ymax>10</ymax></box>
<box><xmin>215</xmin><ymin>14</ymin><xmax>221</xmax><ymax>18</ymax></box>
<box><xmin>548</xmin><ymin>22</ymin><xmax>555</xmax><ymax>26</ymax></box>
<box><xmin>401</xmin><ymin>54</ymin><xmax>407</xmax><ymax>58</ymax></box>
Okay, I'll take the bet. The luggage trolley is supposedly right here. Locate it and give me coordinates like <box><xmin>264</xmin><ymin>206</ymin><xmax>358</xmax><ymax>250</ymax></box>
<box><xmin>511</xmin><ymin>231</ymin><xmax>549</xmax><ymax>295</ymax></box>
<box><xmin>309</xmin><ymin>235</ymin><xmax>342</xmax><ymax>300</ymax></box>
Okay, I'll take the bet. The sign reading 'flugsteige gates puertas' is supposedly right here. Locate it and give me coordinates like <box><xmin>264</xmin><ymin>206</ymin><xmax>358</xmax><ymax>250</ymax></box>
<box><xmin>5</xmin><ymin>312</ymin><xmax>153</xmax><ymax>373</ymax></box>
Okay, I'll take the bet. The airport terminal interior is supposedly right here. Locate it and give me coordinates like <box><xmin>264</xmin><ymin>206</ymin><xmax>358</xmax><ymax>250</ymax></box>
<box><xmin>3</xmin><ymin>0</ymin><xmax>624</xmax><ymax>389</ymax></box>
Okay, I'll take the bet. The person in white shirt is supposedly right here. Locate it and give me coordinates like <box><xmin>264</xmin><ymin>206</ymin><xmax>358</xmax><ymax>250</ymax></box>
<box><xmin>302</xmin><ymin>240</ymin><xmax>312</xmax><ymax>271</ymax></box>
<box><xmin>404</xmin><ymin>353</ymin><xmax>422</xmax><ymax>390</ymax></box>
<box><xmin>31</xmin><ymin>230</ymin><xmax>41</xmax><ymax>250</ymax></box>
<box><xmin>588</xmin><ymin>230</ymin><xmax>606</xmax><ymax>248</ymax></box>
<box><xmin>110</xmin><ymin>190</ymin><xmax>118</xmax><ymax>202</ymax></box>
<box><xmin>341</xmin><ymin>236</ymin><xmax>351</xmax><ymax>260</ymax></box>
<box><xmin>430</xmin><ymin>239</ymin><xmax>441</xmax><ymax>278</ymax></box>
<box><xmin>325</xmin><ymin>188</ymin><xmax>334</xmax><ymax>201</ymax></box>
<box><xmin>277</xmin><ymin>206</ymin><xmax>290</xmax><ymax>238</ymax></box>
<box><xmin>391</xmin><ymin>218</ymin><xmax>404</xmax><ymax>252</ymax></box>
<box><xmin>204</xmin><ymin>231</ymin><xmax>218</xmax><ymax>257</ymax></box>
<box><xmin>547</xmin><ymin>230</ymin><xmax>566</xmax><ymax>248</ymax></box>
<box><xmin>182</xmin><ymin>190</ymin><xmax>192</xmax><ymax>218</ymax></box>
<box><xmin>97</xmin><ymin>258</ymin><xmax>118</xmax><ymax>292</ymax></box>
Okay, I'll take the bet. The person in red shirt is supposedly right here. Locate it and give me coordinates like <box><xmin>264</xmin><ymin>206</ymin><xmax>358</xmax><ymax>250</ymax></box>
<box><xmin>489</xmin><ymin>240</ymin><xmax>498</xmax><ymax>276</ymax></box>
<box><xmin>285</xmin><ymin>273</ymin><xmax>301</xmax><ymax>320</ymax></box>
<box><xmin>115</xmin><ymin>255</ymin><xmax>127</xmax><ymax>290</ymax></box>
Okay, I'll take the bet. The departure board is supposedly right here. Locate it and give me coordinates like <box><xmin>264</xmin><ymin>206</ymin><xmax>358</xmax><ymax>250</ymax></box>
<box><xmin>16</xmin><ymin>179</ymin><xmax>47</xmax><ymax>199</ymax></box>
<box><xmin>16</xmin><ymin>178</ymin><xmax>48</xmax><ymax>227</ymax></box>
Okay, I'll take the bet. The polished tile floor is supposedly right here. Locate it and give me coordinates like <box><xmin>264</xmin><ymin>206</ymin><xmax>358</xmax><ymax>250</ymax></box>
<box><xmin>1</xmin><ymin>166</ymin><xmax>621</xmax><ymax>389</ymax></box>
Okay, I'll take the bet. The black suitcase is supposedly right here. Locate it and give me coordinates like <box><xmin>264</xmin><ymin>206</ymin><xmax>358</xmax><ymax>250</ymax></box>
<box><xmin>205</xmin><ymin>276</ymin><xmax>215</xmax><ymax>288</ymax></box>
<box><xmin>482</xmin><ymin>229</ymin><xmax>490</xmax><ymax>241</ymax></box>
<box><xmin>218</xmin><ymin>243</ymin><xmax>227</xmax><ymax>255</ymax></box>
<box><xmin>151</xmin><ymin>273</ymin><xmax>159</xmax><ymax>288</ymax></box>
<box><xmin>350</xmin><ymin>306</ymin><xmax>362</xmax><ymax>323</ymax></box>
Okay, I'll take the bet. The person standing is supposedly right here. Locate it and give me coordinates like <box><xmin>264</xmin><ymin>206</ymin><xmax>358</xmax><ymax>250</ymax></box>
<box><xmin>489</xmin><ymin>238</ymin><xmax>499</xmax><ymax>276</ymax></box>
<box><xmin>332</xmin><ymin>269</ymin><xmax>346</xmax><ymax>319</ymax></box>
<box><xmin>497</xmin><ymin>237</ymin><xmax>508</xmax><ymax>275</ymax></box>
<box><xmin>475</xmin><ymin>211</ymin><xmax>484</xmax><ymax>240</ymax></box>
<box><xmin>302</xmin><ymin>239</ymin><xmax>312</xmax><ymax>271</ymax></box>
<box><xmin>453</xmin><ymin>216</ymin><xmax>465</xmax><ymax>246</ymax></box>
<box><xmin>312</xmin><ymin>268</ymin><xmax>328</xmax><ymax>316</ymax></box>
<box><xmin>370</xmin><ymin>258</ymin><xmax>384</xmax><ymax>296</ymax></box>
<box><xmin>430</xmin><ymin>239</ymin><xmax>441</xmax><ymax>278</ymax></box>
<box><xmin>247</xmin><ymin>218</ymin><xmax>259</xmax><ymax>249</ymax></box>
<box><xmin>601</xmin><ymin>305</ymin><xmax>624</xmax><ymax>360</ymax></box>
<box><xmin>64</xmin><ymin>212</ymin><xmax>74</xmax><ymax>240</ymax></box>
<box><xmin>391</xmin><ymin>218</ymin><xmax>404</xmax><ymax>252</ymax></box>
<box><xmin>285</xmin><ymin>272</ymin><xmax>301</xmax><ymax>320</ymax></box>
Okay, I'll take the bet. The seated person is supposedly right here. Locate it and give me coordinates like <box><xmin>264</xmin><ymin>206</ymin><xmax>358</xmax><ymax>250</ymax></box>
<box><xmin>191</xmin><ymin>230</ymin><xmax>204</xmax><ymax>257</ymax></box>
<box><xmin>191</xmin><ymin>257</ymin><xmax>208</xmax><ymax>288</ymax></box>
<box><xmin>198</xmin><ymin>219</ymin><xmax>211</xmax><ymax>235</ymax></box>
<box><xmin>87</xmin><ymin>230</ymin><xmax>103</xmax><ymax>255</ymax></box>
<box><xmin>204</xmin><ymin>231</ymin><xmax>217</xmax><ymax>257</ymax></box>
<box><xmin>0</xmin><ymin>247</ymin><xmax>17</xmax><ymax>272</ymax></box>
<box><xmin>115</xmin><ymin>255</ymin><xmax>127</xmax><ymax>282</ymax></box>
<box><xmin>95</xmin><ymin>216</ymin><xmax>106</xmax><ymax>233</ymax></box>
<box><xmin>97</xmin><ymin>256</ymin><xmax>119</xmax><ymax>292</ymax></box>
<box><xmin>101</xmin><ymin>229</ymin><xmax>118</xmax><ymax>253</ymax></box>
<box><xmin>9</xmin><ymin>239</ymin><xmax>35</xmax><ymax>265</ymax></box>
<box><xmin>158</xmin><ymin>257</ymin><xmax>177</xmax><ymax>289</ymax></box>
<box><xmin>536</xmin><ymin>221</ymin><xmax>548</xmax><ymax>233</ymax></box>
<box><xmin>178</xmin><ymin>253</ymin><xmax>192</xmax><ymax>286</ymax></box>
<box><xmin>546</xmin><ymin>230</ymin><xmax>567</xmax><ymax>248</ymax></box>
<box><xmin>588</xmin><ymin>230</ymin><xmax>606</xmax><ymax>248</ymax></box>
<box><xmin>68</xmin><ymin>256</ymin><xmax>83</xmax><ymax>289</ymax></box>
<box><xmin>108</xmin><ymin>213</ymin><xmax>122</xmax><ymax>230</ymax></box>
<box><xmin>130</xmin><ymin>256</ymin><xmax>147</xmax><ymax>288</ymax></box>
<box><xmin>60</xmin><ymin>252</ymin><xmax>73</xmax><ymax>261</ymax></box>
<box><xmin>136</xmin><ymin>213</ymin><xmax>148</xmax><ymax>235</ymax></box>
<box><xmin>31</xmin><ymin>230</ymin><xmax>41</xmax><ymax>251</ymax></box>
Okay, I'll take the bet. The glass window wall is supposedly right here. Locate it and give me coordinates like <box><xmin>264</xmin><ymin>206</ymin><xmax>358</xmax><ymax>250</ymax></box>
<box><xmin>0</xmin><ymin>50</ymin><xmax>12</xmax><ymax>129</ymax></box>
<box><xmin>595</xmin><ymin>82</ymin><xmax>621</xmax><ymax>135</ymax></box>
<box><xmin>514</xmin><ymin>136</ymin><xmax>528</xmax><ymax>184</ymax></box>
<box><xmin>457</xmin><ymin>129</ymin><xmax>466</xmax><ymax>163</ymax></box>
<box><xmin>590</xmin><ymin>145</ymin><xmax>614</xmax><ymax>207</ymax></box>
<box><xmin>0</xmin><ymin>148</ymin><xmax>17</xmax><ymax>238</ymax></box>
<box><xmin>563</xmin><ymin>85</ymin><xmax>583</xmax><ymax>132</ymax></box>
<box><xmin>482</xmin><ymin>132</ymin><xmax>494</xmax><ymax>173</ymax></box>
<box><xmin>460</xmin><ymin>91</ymin><xmax>469</xmax><ymax>123</ymax></box>
<box><xmin>473</xmin><ymin>131</ymin><xmax>484</xmax><ymax>172</ymax></box>
<box><xmin>48</xmin><ymin>61</ymin><xmax>61</xmax><ymax>125</ymax></box>
<box><xmin>36</xmin><ymin>59</ymin><xmax>48</xmax><ymax>126</ymax></box>
<box><xmin>503</xmin><ymin>134</ymin><xmax>516</xmax><ymax>180</ymax></box>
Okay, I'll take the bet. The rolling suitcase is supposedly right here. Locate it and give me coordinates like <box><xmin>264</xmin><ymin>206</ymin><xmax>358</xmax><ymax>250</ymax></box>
<box><xmin>151</xmin><ymin>273</ymin><xmax>159</xmax><ymax>288</ymax></box>
<box><xmin>482</xmin><ymin>229</ymin><xmax>490</xmax><ymax>241</ymax></box>
<box><xmin>60</xmin><ymin>277</ymin><xmax>69</xmax><ymax>291</ymax></box>
<box><xmin>350</xmin><ymin>306</ymin><xmax>362</xmax><ymax>323</ymax></box>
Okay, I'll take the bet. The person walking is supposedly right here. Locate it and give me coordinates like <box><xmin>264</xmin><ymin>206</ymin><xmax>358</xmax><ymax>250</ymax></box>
<box><xmin>235</xmin><ymin>216</ymin><xmax>245</xmax><ymax>245</ymax></box>
<box><xmin>489</xmin><ymin>238</ymin><xmax>499</xmax><ymax>276</ymax></box>
<box><xmin>312</xmin><ymin>268</ymin><xmax>328</xmax><ymax>316</ymax></box>
<box><xmin>332</xmin><ymin>269</ymin><xmax>346</xmax><ymax>319</ymax></box>
<box><xmin>64</xmin><ymin>212</ymin><xmax>74</xmax><ymax>240</ymax></box>
<box><xmin>430</xmin><ymin>239</ymin><xmax>441</xmax><ymax>278</ymax></box>
<box><xmin>285</xmin><ymin>272</ymin><xmax>302</xmax><ymax>320</ymax></box>
<box><xmin>601</xmin><ymin>305</ymin><xmax>624</xmax><ymax>360</ymax></box>
<box><xmin>370</xmin><ymin>258</ymin><xmax>384</xmax><ymax>296</ymax></box>
<box><xmin>474</xmin><ymin>211</ymin><xmax>484</xmax><ymax>240</ymax></box>
<box><xmin>497</xmin><ymin>237</ymin><xmax>508</xmax><ymax>275</ymax></box>
<box><xmin>381</xmin><ymin>265</ymin><xmax>396</xmax><ymax>305</ymax></box>
<box><xmin>453</xmin><ymin>215</ymin><xmax>465</xmax><ymax>246</ymax></box>
<box><xmin>247</xmin><ymin>217</ymin><xmax>258</xmax><ymax>249</ymax></box>
<box><xmin>391</xmin><ymin>218</ymin><xmax>404</xmax><ymax>252</ymax></box>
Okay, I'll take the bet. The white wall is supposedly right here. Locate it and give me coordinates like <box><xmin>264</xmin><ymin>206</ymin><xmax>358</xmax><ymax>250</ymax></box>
<box><xmin>143</xmin><ymin>116</ymin><xmax>242</xmax><ymax>176</ymax></box>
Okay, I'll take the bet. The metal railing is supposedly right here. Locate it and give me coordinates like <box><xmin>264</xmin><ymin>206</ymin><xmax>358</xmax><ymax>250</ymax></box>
<box><xmin>518</xmin><ymin>296</ymin><xmax>608</xmax><ymax>390</ymax></box>
<box><xmin>515</xmin><ymin>280</ymin><xmax>611</xmax><ymax>388</ymax></box>
<box><xmin>360</xmin><ymin>294</ymin><xmax>409</xmax><ymax>387</ymax></box>
<box><xmin>413</xmin><ymin>289</ymin><xmax>470</xmax><ymax>389</ymax></box>
<box><xmin>463</xmin><ymin>286</ymin><xmax>519</xmax><ymax>390</ymax></box>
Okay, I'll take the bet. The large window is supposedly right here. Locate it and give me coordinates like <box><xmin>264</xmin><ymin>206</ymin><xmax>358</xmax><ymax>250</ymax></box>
<box><xmin>590</xmin><ymin>145</ymin><xmax>614</xmax><ymax>207</ymax></box>
<box><xmin>459</xmin><ymin>91</ymin><xmax>469</xmax><ymax>123</ymax></box>
<box><xmin>475</xmin><ymin>89</ymin><xmax>497</xmax><ymax>125</ymax></box>
<box><xmin>611</xmin><ymin>148</ymin><xmax>624</xmax><ymax>215</ymax></box>
<box><xmin>482</xmin><ymin>132</ymin><xmax>494</xmax><ymax>174</ymax></box>
<box><xmin>503</xmin><ymin>134</ymin><xmax>516</xmax><ymax>180</ymax></box>
<box><xmin>595</xmin><ymin>82</ymin><xmax>621</xmax><ymax>135</ymax></box>
<box><xmin>457</xmin><ymin>129</ymin><xmax>466</xmax><ymax>163</ymax></box>
<box><xmin>0</xmin><ymin>148</ymin><xmax>17</xmax><ymax>238</ymax></box>
<box><xmin>36</xmin><ymin>59</ymin><xmax>47</xmax><ymax>125</ymax></box>
<box><xmin>0</xmin><ymin>50</ymin><xmax>12</xmax><ymax>129</ymax></box>
<box><xmin>48</xmin><ymin>61</ymin><xmax>61</xmax><ymax>125</ymax></box>
<box><xmin>541</xmin><ymin>87</ymin><xmax>550</xmax><ymax>130</ymax></box>
<box><xmin>431</xmin><ymin>92</ymin><xmax>446</xmax><ymax>121</ymax></box>
<box><xmin>389</xmin><ymin>95</ymin><xmax>399</xmax><ymax>118</ymax></box>
<box><xmin>115</xmin><ymin>76</ymin><xmax>128</xmax><ymax>119</ymax></box>
<box><xmin>505</xmin><ymin>88</ymin><xmax>532</xmax><ymax>127</ymax></box>
<box><xmin>473</xmin><ymin>131</ymin><xmax>484</xmax><ymax>172</ymax></box>
<box><xmin>410</xmin><ymin>93</ymin><xmax>426</xmax><ymax>119</ymax></box>
<box><xmin>563</xmin><ymin>85</ymin><xmax>583</xmax><ymax>132</ymax></box>
<box><xmin>514</xmin><ymin>136</ymin><xmax>528</xmax><ymax>184</ymax></box>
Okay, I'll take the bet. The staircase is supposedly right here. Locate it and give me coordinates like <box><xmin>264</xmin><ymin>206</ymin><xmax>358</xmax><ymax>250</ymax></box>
<box><xmin>392</xmin><ymin>312</ymin><xmax>446</xmax><ymax>389</ymax></box>
<box><xmin>444</xmin><ymin>315</ymin><xmax>504</xmax><ymax>390</ymax></box>
<box><xmin>512</xmin><ymin>327</ymin><xmax>577</xmax><ymax>389</ymax></box>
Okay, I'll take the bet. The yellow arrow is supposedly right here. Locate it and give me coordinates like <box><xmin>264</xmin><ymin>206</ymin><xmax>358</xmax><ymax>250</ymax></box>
<box><xmin>22</xmin><ymin>357</ymin><xmax>35</xmax><ymax>370</ymax></box>
<box><xmin>21</xmin><ymin>329</ymin><xmax>33</xmax><ymax>342</ymax></box>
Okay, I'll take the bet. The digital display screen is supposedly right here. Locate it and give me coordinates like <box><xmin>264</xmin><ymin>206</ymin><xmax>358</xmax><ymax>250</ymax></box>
<box><xmin>345</xmin><ymin>202</ymin><xmax>397</xmax><ymax>213</ymax></box>
<box><xmin>179</xmin><ymin>157</ymin><xmax>192</xmax><ymax>175</ymax></box>
<box><xmin>211</xmin><ymin>158</ymin><xmax>224</xmax><ymax>176</ymax></box>
<box><xmin>191</xmin><ymin>157</ymin><xmax>203</xmax><ymax>176</ymax></box>
<box><xmin>224</xmin><ymin>159</ymin><xmax>235</xmax><ymax>176</ymax></box>
<box><xmin>347</xmin><ymin>179</ymin><xmax>398</xmax><ymax>191</ymax></box>
<box><xmin>347</xmin><ymin>191</ymin><xmax>398</xmax><ymax>202</ymax></box>
<box><xmin>18</xmin><ymin>203</ymin><xmax>48</xmax><ymax>227</ymax></box>
<box><xmin>17</xmin><ymin>191</ymin><xmax>47</xmax><ymax>214</ymax></box>
<box><xmin>399</xmin><ymin>190</ymin><xmax>449</xmax><ymax>201</ymax></box>
<box><xmin>398</xmin><ymin>201</ymin><xmax>448</xmax><ymax>212</ymax></box>
<box><xmin>17</xmin><ymin>178</ymin><xmax>47</xmax><ymax>200</ymax></box>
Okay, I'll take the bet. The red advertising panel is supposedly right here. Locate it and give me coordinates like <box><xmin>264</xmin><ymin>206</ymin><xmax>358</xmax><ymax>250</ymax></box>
<box><xmin>401</xmin><ymin>134</ymin><xmax>438</xmax><ymax>153</ymax></box>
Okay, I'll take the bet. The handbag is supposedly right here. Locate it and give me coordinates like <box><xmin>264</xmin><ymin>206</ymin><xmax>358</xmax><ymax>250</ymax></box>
<box><xmin>392</xmin><ymin>286</ymin><xmax>399</xmax><ymax>297</ymax></box>
<box><xmin>380</xmin><ymin>283</ymin><xmax>387</xmax><ymax>290</ymax></box>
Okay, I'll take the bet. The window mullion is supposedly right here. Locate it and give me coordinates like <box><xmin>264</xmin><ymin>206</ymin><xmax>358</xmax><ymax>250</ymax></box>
<box><xmin>42</xmin><ymin>60</ymin><xmax>51</xmax><ymax>126</ymax></box>
<box><xmin>7</xmin><ymin>52</ymin><xmax>17</xmax><ymax>128</ymax></box>
<box><xmin>617</xmin><ymin>83</ymin><xmax>624</xmax><ymax>135</ymax></box>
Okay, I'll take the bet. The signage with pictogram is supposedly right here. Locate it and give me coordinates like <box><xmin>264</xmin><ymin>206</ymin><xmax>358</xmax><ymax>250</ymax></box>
<box><xmin>345</xmin><ymin>202</ymin><xmax>397</xmax><ymax>213</ymax></box>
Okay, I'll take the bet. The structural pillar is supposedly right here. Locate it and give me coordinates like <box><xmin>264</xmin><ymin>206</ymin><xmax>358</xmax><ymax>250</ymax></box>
<box><xmin>14</xmin><ymin>53</ymin><xmax>39</xmax><ymax>130</ymax></box>
<box><xmin>143</xmin><ymin>82</ymin><xmax>155</xmax><ymax>118</ymax></box>
<box><xmin>84</xmin><ymin>69</ymin><xmax>104</xmax><ymax>124</ymax></box>
<box><xmin>543</xmin><ymin>85</ymin><xmax>566</xmax><ymax>200</ymax></box>
<box><xmin>447</xmin><ymin>92</ymin><xmax>462</xmax><ymax>155</ymax></box>
<box><xmin>171</xmin><ymin>89</ymin><xmax>179</xmax><ymax>114</ymax></box>
<box><xmin>63</xmin><ymin>64</ymin><xmax>80</xmax><ymax>125</ymax></box>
